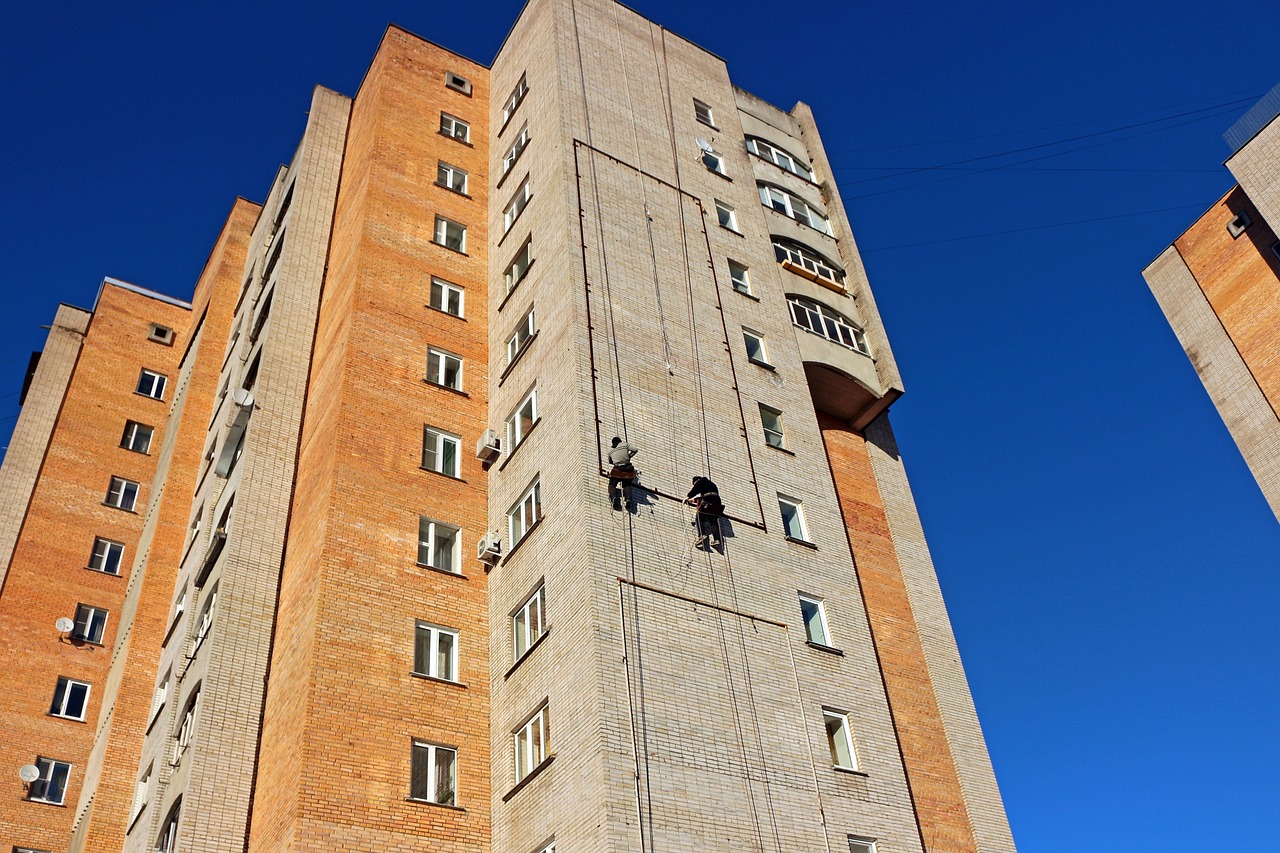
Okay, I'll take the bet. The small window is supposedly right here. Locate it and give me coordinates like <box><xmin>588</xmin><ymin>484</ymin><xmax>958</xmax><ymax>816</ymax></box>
<box><xmin>799</xmin><ymin>594</ymin><xmax>831</xmax><ymax>646</ymax></box>
<box><xmin>507</xmin><ymin>308</ymin><xmax>537</xmax><ymax>365</ymax></box>
<box><xmin>514</xmin><ymin>704</ymin><xmax>550</xmax><ymax>782</ymax></box>
<box><xmin>506</xmin><ymin>387</ymin><xmax>538</xmax><ymax>452</ymax></box>
<box><xmin>513</xmin><ymin>583</ymin><xmax>546</xmax><ymax>660</ymax></box>
<box><xmin>88</xmin><ymin>537</ymin><xmax>125</xmax><ymax>575</ymax></box>
<box><xmin>173</xmin><ymin>688</ymin><xmax>200</xmax><ymax>763</ymax></box>
<box><xmin>426</xmin><ymin>348</ymin><xmax>463</xmax><ymax>390</ymax></box>
<box><xmin>694</xmin><ymin>99</ymin><xmax>715</xmax><ymax>127</ymax></box>
<box><xmin>729</xmin><ymin>260</ymin><xmax>751</xmax><ymax>295</ymax></box>
<box><xmin>778</xmin><ymin>494</ymin><xmax>809</xmax><ymax>541</ymax></box>
<box><xmin>504</xmin><ymin>178</ymin><xmax>533</xmax><ymax>233</ymax></box>
<box><xmin>505</xmin><ymin>240</ymin><xmax>534</xmax><ymax>294</ymax></box>
<box><xmin>434</xmin><ymin>217</ymin><xmax>467</xmax><ymax>253</ymax></box>
<box><xmin>191</xmin><ymin>587</ymin><xmax>217</xmax><ymax>657</ymax></box>
<box><xmin>148</xmin><ymin>669</ymin><xmax>170</xmax><ymax>725</ymax></box>
<box><xmin>49</xmin><ymin>677</ymin><xmax>90</xmax><ymax>720</ymax></box>
<box><xmin>172</xmin><ymin>587</ymin><xmax>187</xmax><ymax>624</ymax></box>
<box><xmin>72</xmin><ymin>603</ymin><xmax>108</xmax><ymax>644</ymax></box>
<box><xmin>823</xmin><ymin>709</ymin><xmax>857</xmax><ymax>770</ymax></box>
<box><xmin>503</xmin><ymin>124</ymin><xmax>530</xmax><ymax>175</ymax></box>
<box><xmin>848</xmin><ymin>836</ymin><xmax>878</xmax><ymax>853</ymax></box>
<box><xmin>136</xmin><ymin>369</ymin><xmax>167</xmax><ymax>400</ymax></box>
<box><xmin>105</xmin><ymin>476</ymin><xmax>139</xmax><ymax>511</ymax></box>
<box><xmin>444</xmin><ymin>72</ymin><xmax>472</xmax><ymax>96</ymax></box>
<box><xmin>148</xmin><ymin>323</ymin><xmax>175</xmax><ymax>345</ymax></box>
<box><xmin>1227</xmin><ymin>210</ymin><xmax>1252</xmax><ymax>238</ymax></box>
<box><xmin>502</xmin><ymin>74</ymin><xmax>529</xmax><ymax>127</ymax></box>
<box><xmin>129</xmin><ymin>765</ymin><xmax>152</xmax><ymax>826</ymax></box>
<box><xmin>156</xmin><ymin>801</ymin><xmax>181</xmax><ymax>853</ymax></box>
<box><xmin>242</xmin><ymin>351</ymin><xmax>262</xmax><ymax>392</ymax></box>
<box><xmin>14</xmin><ymin>847</ymin><xmax>53</xmax><ymax>853</ymax></box>
<box><xmin>422</xmin><ymin>426</ymin><xmax>461</xmax><ymax>478</ymax></box>
<box><xmin>27</xmin><ymin>757</ymin><xmax>71</xmax><ymax>805</ymax></box>
<box><xmin>414</xmin><ymin>622</ymin><xmax>459</xmax><ymax>682</ymax></box>
<box><xmin>418</xmin><ymin>517</ymin><xmax>461</xmax><ymax>574</ymax></box>
<box><xmin>508</xmin><ymin>479</ymin><xmax>542</xmax><ymax>548</ymax></box>
<box><xmin>437</xmin><ymin>162</ymin><xmax>468</xmax><ymax>194</ymax></box>
<box><xmin>410</xmin><ymin>741</ymin><xmax>458</xmax><ymax>806</ymax></box>
<box><xmin>715</xmin><ymin>200</ymin><xmax>738</xmax><ymax>232</ymax></box>
<box><xmin>429</xmin><ymin>278</ymin><xmax>465</xmax><ymax>317</ymax></box>
<box><xmin>440</xmin><ymin>113</ymin><xmax>470</xmax><ymax>143</ymax></box>
<box><xmin>702</xmin><ymin>147</ymin><xmax>725</xmax><ymax>175</ymax></box>
<box><xmin>742</xmin><ymin>328</ymin><xmax>769</xmax><ymax>366</ymax></box>
<box><xmin>759</xmin><ymin>404</ymin><xmax>786</xmax><ymax>449</ymax></box>
<box><xmin>121</xmin><ymin>420</ymin><xmax>154</xmax><ymax>454</ymax></box>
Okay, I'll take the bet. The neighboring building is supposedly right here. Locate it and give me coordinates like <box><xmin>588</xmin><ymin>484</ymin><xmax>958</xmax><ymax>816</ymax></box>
<box><xmin>1144</xmin><ymin>84</ymin><xmax>1280</xmax><ymax>522</ymax></box>
<box><xmin>0</xmin><ymin>3</ymin><xmax>1015</xmax><ymax>853</ymax></box>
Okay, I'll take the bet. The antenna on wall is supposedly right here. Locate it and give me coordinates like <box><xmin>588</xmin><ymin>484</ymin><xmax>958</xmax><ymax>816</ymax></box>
<box><xmin>55</xmin><ymin>617</ymin><xmax>74</xmax><ymax>641</ymax></box>
<box><xmin>18</xmin><ymin>764</ymin><xmax>39</xmax><ymax>785</ymax></box>
<box><xmin>695</xmin><ymin>137</ymin><xmax>714</xmax><ymax>153</ymax></box>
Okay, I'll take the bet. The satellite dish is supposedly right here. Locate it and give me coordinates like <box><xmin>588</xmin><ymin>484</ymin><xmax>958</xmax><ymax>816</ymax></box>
<box><xmin>18</xmin><ymin>764</ymin><xmax>39</xmax><ymax>783</ymax></box>
<box><xmin>695</xmin><ymin>137</ymin><xmax>714</xmax><ymax>153</ymax></box>
<box><xmin>55</xmin><ymin>617</ymin><xmax>74</xmax><ymax>633</ymax></box>
<box><xmin>232</xmin><ymin>388</ymin><xmax>255</xmax><ymax>409</ymax></box>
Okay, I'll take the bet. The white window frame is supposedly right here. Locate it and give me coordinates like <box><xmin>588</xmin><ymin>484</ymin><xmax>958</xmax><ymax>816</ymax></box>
<box><xmin>513</xmin><ymin>583</ymin><xmax>546</xmax><ymax>661</ymax></box>
<box><xmin>799</xmin><ymin>594</ymin><xmax>831</xmax><ymax>646</ymax></box>
<box><xmin>434</xmin><ymin>216</ymin><xmax>467</xmax><ymax>253</ymax></box>
<box><xmin>191</xmin><ymin>587</ymin><xmax>217</xmax><ymax>657</ymax></box>
<box><xmin>502</xmin><ymin>74</ymin><xmax>529</xmax><ymax>127</ymax></box>
<box><xmin>759</xmin><ymin>404</ymin><xmax>786</xmax><ymax>449</ymax></box>
<box><xmin>72</xmin><ymin>603</ymin><xmax>107</xmax><ymax>644</ymax></box>
<box><xmin>514</xmin><ymin>703</ymin><xmax>550</xmax><ymax>782</ymax></box>
<box><xmin>778</xmin><ymin>494</ymin><xmax>809</xmax><ymax>542</ymax></box>
<box><xmin>728</xmin><ymin>260</ymin><xmax>751</xmax><ymax>295</ymax></box>
<box><xmin>417</xmin><ymin>516</ymin><xmax>461</xmax><ymax>574</ymax></box>
<box><xmin>440</xmin><ymin>112</ymin><xmax>470</xmax><ymax>142</ymax></box>
<box><xmin>788</xmin><ymin>295</ymin><xmax>870</xmax><ymax>355</ymax></box>
<box><xmin>506</xmin><ymin>308</ymin><xmax>537</xmax><ymax>365</ymax></box>
<box><xmin>149</xmin><ymin>669</ymin><xmax>170</xmax><ymax>726</ymax></box>
<box><xmin>50</xmin><ymin>677</ymin><xmax>90</xmax><ymax>721</ymax></box>
<box><xmin>715</xmin><ymin>200</ymin><xmax>738</xmax><ymax>232</ymax></box>
<box><xmin>106</xmin><ymin>476</ymin><xmax>139</xmax><ymax>511</ymax></box>
<box><xmin>426</xmin><ymin>347</ymin><xmax>463</xmax><ymax>390</ymax></box>
<box><xmin>505</xmin><ymin>240</ymin><xmax>533</xmax><ymax>294</ymax></box>
<box><xmin>136</xmin><ymin>369</ymin><xmax>167</xmax><ymax>400</ymax></box>
<box><xmin>742</xmin><ymin>328</ymin><xmax>769</xmax><ymax>366</ymax></box>
<box><xmin>410</xmin><ymin>741</ymin><xmax>458</xmax><ymax>806</ymax></box>
<box><xmin>414</xmin><ymin>621</ymin><xmax>460</xmax><ymax>682</ymax></box>
<box><xmin>506</xmin><ymin>387</ymin><xmax>538</xmax><ymax>452</ymax></box>
<box><xmin>694</xmin><ymin>99</ymin><xmax>715</xmax><ymax>127</ymax></box>
<box><xmin>746</xmin><ymin>136</ymin><xmax>814</xmax><ymax>181</ymax></box>
<box><xmin>429</xmin><ymin>277</ymin><xmax>465</xmax><ymax>317</ymax></box>
<box><xmin>823</xmin><ymin>708</ymin><xmax>858</xmax><ymax>770</ymax></box>
<box><xmin>121</xmin><ymin>420</ymin><xmax>154</xmax><ymax>453</ymax></box>
<box><xmin>504</xmin><ymin>178</ymin><xmax>532</xmax><ymax>233</ymax></box>
<box><xmin>508</xmin><ymin>478</ymin><xmax>542</xmax><ymax>548</ymax></box>
<box><xmin>760</xmin><ymin>183</ymin><xmax>832</xmax><ymax>235</ymax></box>
<box><xmin>848</xmin><ymin>836</ymin><xmax>878</xmax><ymax>853</ymax></box>
<box><xmin>422</xmin><ymin>426</ymin><xmax>461</xmax><ymax>478</ymax></box>
<box><xmin>437</xmin><ymin>161</ymin><xmax>468</xmax><ymax>194</ymax></box>
<box><xmin>444</xmin><ymin>71</ymin><xmax>472</xmax><ymax>95</ymax></box>
<box><xmin>773</xmin><ymin>239</ymin><xmax>845</xmax><ymax>285</ymax></box>
<box><xmin>173</xmin><ymin>688</ymin><xmax>200</xmax><ymax>763</ymax></box>
<box><xmin>28</xmin><ymin>757</ymin><xmax>71</xmax><ymax>805</ymax></box>
<box><xmin>89</xmin><ymin>536</ymin><xmax>125</xmax><ymax>575</ymax></box>
<box><xmin>156</xmin><ymin>802</ymin><xmax>181</xmax><ymax>853</ymax></box>
<box><xmin>503</xmin><ymin>124</ymin><xmax>530</xmax><ymax>175</ymax></box>
<box><xmin>702</xmin><ymin>147</ymin><xmax>726</xmax><ymax>175</ymax></box>
<box><xmin>128</xmin><ymin>764</ymin><xmax>152</xmax><ymax>827</ymax></box>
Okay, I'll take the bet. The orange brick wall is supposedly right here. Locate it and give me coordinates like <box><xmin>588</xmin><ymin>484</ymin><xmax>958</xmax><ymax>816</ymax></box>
<box><xmin>821</xmin><ymin>414</ymin><xmax>979</xmax><ymax>853</ymax></box>
<box><xmin>248</xmin><ymin>27</ymin><xmax>492</xmax><ymax>853</ymax></box>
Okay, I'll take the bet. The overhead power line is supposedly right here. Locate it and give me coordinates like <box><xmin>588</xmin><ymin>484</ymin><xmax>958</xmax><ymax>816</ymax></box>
<box><xmin>836</xmin><ymin>165</ymin><xmax>1221</xmax><ymax>175</ymax></box>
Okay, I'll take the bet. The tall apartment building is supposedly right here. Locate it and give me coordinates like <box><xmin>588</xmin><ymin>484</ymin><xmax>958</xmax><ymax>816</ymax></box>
<box><xmin>1144</xmin><ymin>85</ymin><xmax>1280</xmax><ymax>522</ymax></box>
<box><xmin>0</xmin><ymin>2</ymin><xmax>1015</xmax><ymax>852</ymax></box>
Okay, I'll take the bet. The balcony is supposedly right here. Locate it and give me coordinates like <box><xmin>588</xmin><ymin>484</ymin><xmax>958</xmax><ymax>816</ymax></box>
<box><xmin>786</xmin><ymin>294</ymin><xmax>890</xmax><ymax>427</ymax></box>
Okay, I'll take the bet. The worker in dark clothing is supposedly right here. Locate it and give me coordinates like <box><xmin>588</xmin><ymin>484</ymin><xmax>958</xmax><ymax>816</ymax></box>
<box><xmin>608</xmin><ymin>437</ymin><xmax>639</xmax><ymax>511</ymax></box>
<box><xmin>686</xmin><ymin>475</ymin><xmax>724</xmax><ymax>546</ymax></box>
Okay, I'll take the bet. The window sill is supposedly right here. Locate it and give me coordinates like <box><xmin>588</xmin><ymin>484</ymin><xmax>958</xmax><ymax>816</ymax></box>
<box><xmin>707</xmin><ymin>169</ymin><xmax>732</xmax><ymax>182</ymax></box>
<box><xmin>497</xmin><ymin>258</ymin><xmax>535</xmax><ymax>314</ymax></box>
<box><xmin>126</xmin><ymin>803</ymin><xmax>148</xmax><ymax>833</ymax></box>
<box><xmin>497</xmin><ymin>206</ymin><xmax>529</xmax><ymax>249</ymax></box>
<box><xmin>502</xmin><ymin>754</ymin><xmax>555</xmax><ymax>802</ymax></box>
<box><xmin>47</xmin><ymin>712</ymin><xmax>87</xmax><ymax>723</ymax></box>
<box><xmin>502</xmin><ymin>517</ymin><xmax>543</xmax><ymax>565</ymax></box>
<box><xmin>498</xmin><ymin>331</ymin><xmax>539</xmax><ymax>387</ymax></box>
<box><xmin>748</xmin><ymin>357</ymin><xmax>775</xmax><ymax>371</ymax></box>
<box><xmin>434</xmin><ymin>182</ymin><xmax>472</xmax><ymax>199</ymax></box>
<box><xmin>438</xmin><ymin>131</ymin><xmax>474</xmax><ymax>148</ymax></box>
<box><xmin>410</xmin><ymin>672</ymin><xmax>468</xmax><ymax>688</ymax></box>
<box><xmin>766</xmin><ymin>443</ymin><xmax>795</xmax><ymax>456</ymax></box>
<box><xmin>121</xmin><ymin>446</ymin><xmax>152</xmax><ymax>456</ymax></box>
<box><xmin>785</xmin><ymin>535</ymin><xmax>817</xmax><ymax>550</ymax></box>
<box><xmin>719</xmin><ymin>225</ymin><xmax>745</xmax><ymax>237</ymax></box>
<box><xmin>26</xmin><ymin>799</ymin><xmax>68</xmax><ymax>808</ymax></box>
<box><xmin>133</xmin><ymin>391</ymin><xmax>166</xmax><ymax>402</ymax></box>
<box><xmin>495</xmin><ymin>158</ymin><xmax>523</xmax><ymax>191</ymax></box>
<box><xmin>431</xmin><ymin>241</ymin><xmax>469</xmax><ymax>257</ymax></box>
<box><xmin>750</xmin><ymin>152</ymin><xmax>822</xmax><ymax>189</ymax></box>
<box><xmin>504</xmin><ymin>626</ymin><xmax>551</xmax><ymax>680</ymax></box>
<box><xmin>496</xmin><ymin>419</ymin><xmax>540</xmax><ymax>472</ymax></box>
<box><xmin>833</xmin><ymin>765</ymin><xmax>869</xmax><ymax>778</ymax></box>
<box><xmin>779</xmin><ymin>259</ymin><xmax>845</xmax><ymax>294</ymax></box>
<box><xmin>415</xmin><ymin>561</ymin><xmax>468</xmax><ymax>581</ymax></box>
<box><xmin>405</xmin><ymin>797</ymin><xmax>467</xmax><ymax>812</ymax></box>
<box><xmin>732</xmin><ymin>288</ymin><xmax>760</xmax><ymax>302</ymax></box>
<box><xmin>102</xmin><ymin>503</ymin><xmax>139</xmax><ymax>514</ymax></box>
<box><xmin>83</xmin><ymin>566</ymin><xmax>123</xmax><ymax>578</ymax></box>
<box><xmin>697</xmin><ymin>119</ymin><xmax>719</xmax><ymax>131</ymax></box>
<box><xmin>145</xmin><ymin>704</ymin><xmax>165</xmax><ymax>735</ymax></box>
<box><xmin>425</xmin><ymin>305</ymin><xmax>467</xmax><ymax>321</ymax></box>
<box><xmin>806</xmin><ymin>640</ymin><xmax>845</xmax><ymax>657</ymax></box>
<box><xmin>68</xmin><ymin>637</ymin><xmax>104</xmax><ymax>648</ymax></box>
<box><xmin>421</xmin><ymin>379</ymin><xmax>470</xmax><ymax>398</ymax></box>
<box><xmin>418</xmin><ymin>467</ymin><xmax>467</xmax><ymax>484</ymax></box>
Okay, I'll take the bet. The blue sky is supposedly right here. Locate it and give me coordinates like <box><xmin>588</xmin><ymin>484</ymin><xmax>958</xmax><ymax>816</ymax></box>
<box><xmin>2</xmin><ymin>1</ymin><xmax>1278</xmax><ymax>849</ymax></box>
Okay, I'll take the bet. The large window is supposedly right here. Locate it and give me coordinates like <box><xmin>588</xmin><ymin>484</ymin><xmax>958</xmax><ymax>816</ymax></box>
<box><xmin>89</xmin><ymin>537</ymin><xmax>125</xmax><ymax>575</ymax></box>
<box><xmin>417</xmin><ymin>517</ymin><xmax>460</xmax><ymax>574</ymax></box>
<box><xmin>506</xmin><ymin>309</ymin><xmax>537</xmax><ymax>365</ymax></box>
<box><xmin>746</xmin><ymin>136</ymin><xmax>814</xmax><ymax>181</ymax></box>
<box><xmin>787</xmin><ymin>296</ymin><xmax>870</xmax><ymax>355</ymax></box>
<box><xmin>422</xmin><ymin>426</ymin><xmax>461</xmax><ymax>478</ymax></box>
<box><xmin>505</xmin><ymin>240</ymin><xmax>533</xmax><ymax>294</ymax></box>
<box><xmin>49</xmin><ymin>677</ymin><xmax>90</xmax><ymax>720</ymax></box>
<box><xmin>799</xmin><ymin>594</ymin><xmax>831</xmax><ymax>646</ymax></box>
<box><xmin>121</xmin><ymin>420</ymin><xmax>154</xmax><ymax>453</ymax></box>
<box><xmin>106</xmin><ymin>476</ymin><xmax>139</xmax><ymax>511</ymax></box>
<box><xmin>156</xmin><ymin>801</ymin><xmax>181</xmax><ymax>853</ymax></box>
<box><xmin>514</xmin><ymin>704</ymin><xmax>550</xmax><ymax>782</ymax></box>
<box><xmin>503</xmin><ymin>124</ymin><xmax>530</xmax><ymax>175</ymax></box>
<box><xmin>759</xmin><ymin>183</ymin><xmax>831</xmax><ymax>235</ymax></box>
<box><xmin>136</xmin><ymin>369</ymin><xmax>167</xmax><ymax>400</ymax></box>
<box><xmin>504</xmin><ymin>178</ymin><xmax>532</xmax><ymax>233</ymax></box>
<box><xmin>440</xmin><ymin>113</ymin><xmax>470</xmax><ymax>142</ymax></box>
<box><xmin>778</xmin><ymin>494</ymin><xmax>809</xmax><ymax>542</ymax></box>
<box><xmin>414</xmin><ymin>621</ymin><xmax>459</xmax><ymax>682</ymax></box>
<box><xmin>773</xmin><ymin>238</ymin><xmax>845</xmax><ymax>285</ymax></box>
<box><xmin>429</xmin><ymin>278</ymin><xmax>464</xmax><ymax>317</ymax></box>
<box><xmin>27</xmin><ymin>757</ymin><xmax>71</xmax><ymax>805</ymax></box>
<box><xmin>513</xmin><ymin>583</ymin><xmax>546</xmax><ymax>660</ymax></box>
<box><xmin>410</xmin><ymin>741</ymin><xmax>457</xmax><ymax>806</ymax></box>
<box><xmin>72</xmin><ymin>604</ymin><xmax>108</xmax><ymax>644</ymax></box>
<box><xmin>426</xmin><ymin>347</ymin><xmax>463</xmax><ymax>390</ymax></box>
<box><xmin>506</xmin><ymin>387</ymin><xmax>538</xmax><ymax>452</ymax></box>
<box><xmin>434</xmin><ymin>217</ymin><xmax>466</xmax><ymax>253</ymax></box>
<box><xmin>502</xmin><ymin>74</ymin><xmax>529</xmax><ymax>127</ymax></box>
<box><xmin>823</xmin><ymin>709</ymin><xmax>858</xmax><ymax>770</ymax></box>
<box><xmin>437</xmin><ymin>161</ymin><xmax>468</xmax><ymax>194</ymax></box>
<box><xmin>508</xmin><ymin>479</ymin><xmax>542</xmax><ymax>548</ymax></box>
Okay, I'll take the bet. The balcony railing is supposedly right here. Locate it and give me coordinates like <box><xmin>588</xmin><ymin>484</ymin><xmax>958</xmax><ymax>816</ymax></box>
<box><xmin>774</xmin><ymin>241</ymin><xmax>843</xmax><ymax>285</ymax></box>
<box><xmin>788</xmin><ymin>296</ymin><xmax>870</xmax><ymax>356</ymax></box>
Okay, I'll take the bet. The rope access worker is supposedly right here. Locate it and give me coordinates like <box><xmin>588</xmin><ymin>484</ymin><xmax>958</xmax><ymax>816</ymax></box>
<box><xmin>608</xmin><ymin>437</ymin><xmax>639</xmax><ymax>511</ymax></box>
<box><xmin>686</xmin><ymin>475</ymin><xmax>724</xmax><ymax>547</ymax></box>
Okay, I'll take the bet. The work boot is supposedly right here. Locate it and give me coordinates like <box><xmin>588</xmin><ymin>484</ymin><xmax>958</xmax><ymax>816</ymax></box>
<box><xmin>612</xmin><ymin>496</ymin><xmax>623</xmax><ymax>511</ymax></box>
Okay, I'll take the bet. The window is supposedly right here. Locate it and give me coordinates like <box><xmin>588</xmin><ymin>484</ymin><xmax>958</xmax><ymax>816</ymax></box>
<box><xmin>72</xmin><ymin>604</ymin><xmax>108</xmax><ymax>644</ymax></box>
<box><xmin>440</xmin><ymin>112</ymin><xmax>470</xmax><ymax>142</ymax></box>
<box><xmin>506</xmin><ymin>308</ymin><xmax>537</xmax><ymax>365</ymax></box>
<box><xmin>773</xmin><ymin>238</ymin><xmax>845</xmax><ymax>285</ymax></box>
<box><xmin>506</xmin><ymin>387</ymin><xmax>538</xmax><ymax>452</ymax></box>
<box><xmin>503</xmin><ymin>124</ymin><xmax>530</xmax><ymax>175</ymax></box>
<box><xmin>514</xmin><ymin>704</ymin><xmax>550</xmax><ymax>782</ymax></box>
<box><xmin>149</xmin><ymin>669</ymin><xmax>170</xmax><ymax>725</ymax></box>
<box><xmin>445</xmin><ymin>71</ymin><xmax>472</xmax><ymax>95</ymax></box>
<box><xmin>823</xmin><ymin>709</ymin><xmax>858</xmax><ymax>770</ymax></box>
<box><xmin>242</xmin><ymin>350</ymin><xmax>262</xmax><ymax>392</ymax></box>
<box><xmin>434</xmin><ymin>217</ymin><xmax>466</xmax><ymax>252</ymax></box>
<box><xmin>729</xmin><ymin>260</ymin><xmax>751</xmax><ymax>295</ymax></box>
<box><xmin>27</xmin><ymin>757</ymin><xmax>71</xmax><ymax>805</ymax></box>
<box><xmin>505</xmin><ymin>240</ymin><xmax>534</xmax><ymax>294</ymax></box>
<box><xmin>14</xmin><ymin>846</ymin><xmax>52</xmax><ymax>853</ymax></box>
<box><xmin>745</xmin><ymin>136</ymin><xmax>814</xmax><ymax>181</ymax></box>
<box><xmin>414</xmin><ymin>622</ymin><xmax>459</xmax><ymax>682</ymax></box>
<box><xmin>172</xmin><ymin>587</ymin><xmax>187</xmax><ymax>624</ymax></box>
<box><xmin>417</xmin><ymin>517</ymin><xmax>460</xmax><ymax>574</ymax></box>
<box><xmin>799</xmin><ymin>594</ymin><xmax>831</xmax><ymax>646</ymax></box>
<box><xmin>715</xmin><ymin>200</ymin><xmax>738</xmax><ymax>232</ymax></box>
<box><xmin>121</xmin><ymin>420</ymin><xmax>154</xmax><ymax>453</ymax></box>
<box><xmin>759</xmin><ymin>404</ymin><xmax>786</xmax><ymax>449</ymax></box>
<box><xmin>848</xmin><ymin>836</ymin><xmax>878</xmax><ymax>853</ymax></box>
<box><xmin>504</xmin><ymin>178</ymin><xmax>532</xmax><ymax>233</ymax></box>
<box><xmin>513</xmin><ymin>583</ymin><xmax>546</xmax><ymax>660</ymax></box>
<box><xmin>694</xmin><ymin>99</ymin><xmax>715</xmax><ymax>127</ymax></box>
<box><xmin>426</xmin><ymin>348</ymin><xmax>463</xmax><ymax>390</ymax></box>
<box><xmin>49</xmin><ymin>677</ymin><xmax>90</xmax><ymax>720</ymax></box>
<box><xmin>508</xmin><ymin>479</ymin><xmax>542</xmax><ymax>547</ymax></box>
<box><xmin>105</xmin><ymin>476</ymin><xmax>139</xmax><ymax>511</ymax></box>
<box><xmin>742</xmin><ymin>329</ymin><xmax>769</xmax><ymax>366</ymax></box>
<box><xmin>1227</xmin><ymin>210</ymin><xmax>1252</xmax><ymax>238</ymax></box>
<box><xmin>778</xmin><ymin>495</ymin><xmax>809</xmax><ymax>541</ymax></box>
<box><xmin>174</xmin><ymin>688</ymin><xmax>200</xmax><ymax>763</ymax></box>
<box><xmin>128</xmin><ymin>765</ymin><xmax>152</xmax><ymax>827</ymax></box>
<box><xmin>191</xmin><ymin>588</ymin><xmax>217</xmax><ymax>656</ymax></box>
<box><xmin>502</xmin><ymin>74</ymin><xmax>529</xmax><ymax>127</ymax></box>
<box><xmin>788</xmin><ymin>296</ymin><xmax>870</xmax><ymax>355</ymax></box>
<box><xmin>148</xmin><ymin>323</ymin><xmax>175</xmax><ymax>345</ymax></box>
<box><xmin>136</xmin><ymin>369</ymin><xmax>167</xmax><ymax>400</ymax></box>
<box><xmin>422</xmin><ymin>426</ymin><xmax>461</xmax><ymax>478</ymax></box>
<box><xmin>437</xmin><ymin>162</ymin><xmax>468</xmax><ymax>194</ymax></box>
<box><xmin>156</xmin><ymin>801</ymin><xmax>181</xmax><ymax>853</ymax></box>
<box><xmin>429</xmin><ymin>278</ymin><xmax>464</xmax><ymax>317</ymax></box>
<box><xmin>88</xmin><ymin>537</ymin><xmax>125</xmax><ymax>575</ymax></box>
<box><xmin>701</xmin><ymin>147</ymin><xmax>725</xmax><ymax>175</ymax></box>
<box><xmin>759</xmin><ymin>183</ymin><xmax>832</xmax><ymax>235</ymax></box>
<box><xmin>410</xmin><ymin>741</ymin><xmax>457</xmax><ymax>806</ymax></box>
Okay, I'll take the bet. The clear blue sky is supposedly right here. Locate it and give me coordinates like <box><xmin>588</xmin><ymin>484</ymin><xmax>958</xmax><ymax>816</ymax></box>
<box><xmin>2</xmin><ymin>1</ymin><xmax>1277</xmax><ymax>850</ymax></box>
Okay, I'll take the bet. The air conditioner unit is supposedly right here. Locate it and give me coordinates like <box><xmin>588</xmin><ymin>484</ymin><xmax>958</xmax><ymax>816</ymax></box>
<box><xmin>476</xmin><ymin>429</ymin><xmax>501</xmax><ymax>462</ymax></box>
<box><xmin>476</xmin><ymin>531</ymin><xmax>502</xmax><ymax>564</ymax></box>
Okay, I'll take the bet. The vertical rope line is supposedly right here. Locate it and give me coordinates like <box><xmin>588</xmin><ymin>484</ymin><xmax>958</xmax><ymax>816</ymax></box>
<box><xmin>785</xmin><ymin>626</ymin><xmax>836</xmax><ymax>853</ymax></box>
